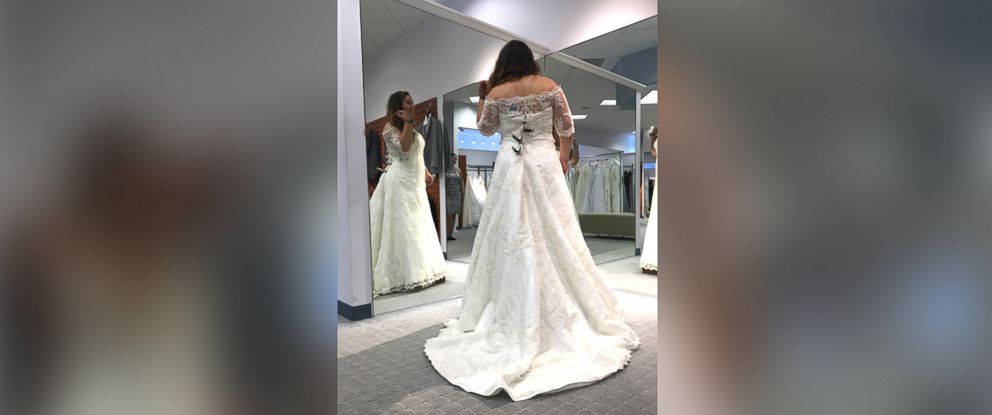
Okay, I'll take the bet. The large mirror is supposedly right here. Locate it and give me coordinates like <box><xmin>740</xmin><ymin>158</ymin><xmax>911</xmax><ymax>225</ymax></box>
<box><xmin>359</xmin><ymin>2</ymin><xmax>655</xmax><ymax>315</ymax></box>
<box><xmin>360</xmin><ymin>0</ymin><xmax>544</xmax><ymax>315</ymax></box>
<box><xmin>557</xmin><ymin>15</ymin><xmax>658</xmax><ymax>275</ymax></box>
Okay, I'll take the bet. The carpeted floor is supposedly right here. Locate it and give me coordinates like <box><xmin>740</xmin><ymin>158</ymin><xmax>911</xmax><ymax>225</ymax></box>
<box><xmin>338</xmin><ymin>287</ymin><xmax>657</xmax><ymax>414</ymax></box>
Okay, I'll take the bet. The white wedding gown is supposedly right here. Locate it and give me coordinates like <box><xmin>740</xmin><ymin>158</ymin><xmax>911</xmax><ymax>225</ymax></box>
<box><xmin>640</xmin><ymin>139</ymin><xmax>658</xmax><ymax>271</ymax></box>
<box><xmin>369</xmin><ymin>124</ymin><xmax>447</xmax><ymax>297</ymax></box>
<box><xmin>424</xmin><ymin>86</ymin><xmax>639</xmax><ymax>401</ymax></box>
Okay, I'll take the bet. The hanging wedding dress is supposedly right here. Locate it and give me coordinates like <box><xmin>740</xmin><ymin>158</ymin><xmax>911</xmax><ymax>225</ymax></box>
<box><xmin>424</xmin><ymin>86</ymin><xmax>639</xmax><ymax>401</ymax></box>
<box><xmin>639</xmin><ymin>139</ymin><xmax>658</xmax><ymax>271</ymax></box>
<box><xmin>461</xmin><ymin>174</ymin><xmax>476</xmax><ymax>228</ymax></box>
<box><xmin>368</xmin><ymin>124</ymin><xmax>447</xmax><ymax>297</ymax></box>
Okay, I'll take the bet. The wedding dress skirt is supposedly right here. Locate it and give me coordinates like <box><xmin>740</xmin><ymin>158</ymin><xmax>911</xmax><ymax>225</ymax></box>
<box><xmin>369</xmin><ymin>127</ymin><xmax>447</xmax><ymax>297</ymax></box>
<box><xmin>424</xmin><ymin>96</ymin><xmax>639</xmax><ymax>401</ymax></box>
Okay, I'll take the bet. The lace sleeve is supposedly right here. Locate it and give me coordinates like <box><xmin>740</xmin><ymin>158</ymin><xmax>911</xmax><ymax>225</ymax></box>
<box><xmin>383</xmin><ymin>125</ymin><xmax>409</xmax><ymax>163</ymax></box>
<box><xmin>477</xmin><ymin>99</ymin><xmax>500</xmax><ymax>136</ymax></box>
<box><xmin>552</xmin><ymin>87</ymin><xmax>575</xmax><ymax>137</ymax></box>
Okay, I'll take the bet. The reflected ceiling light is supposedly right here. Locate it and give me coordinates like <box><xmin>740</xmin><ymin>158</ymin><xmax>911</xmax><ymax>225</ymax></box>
<box><xmin>470</xmin><ymin>96</ymin><xmax>479</xmax><ymax>103</ymax></box>
<box><xmin>600</xmin><ymin>99</ymin><xmax>616</xmax><ymax>106</ymax></box>
<box><xmin>640</xmin><ymin>90</ymin><xmax>658</xmax><ymax>104</ymax></box>
<box><xmin>572</xmin><ymin>114</ymin><xmax>588</xmax><ymax>120</ymax></box>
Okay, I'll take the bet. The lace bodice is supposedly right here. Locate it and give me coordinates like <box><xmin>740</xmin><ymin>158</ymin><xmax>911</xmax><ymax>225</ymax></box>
<box><xmin>383</xmin><ymin>124</ymin><xmax>424</xmax><ymax>168</ymax></box>
<box><xmin>477</xmin><ymin>85</ymin><xmax>575</xmax><ymax>138</ymax></box>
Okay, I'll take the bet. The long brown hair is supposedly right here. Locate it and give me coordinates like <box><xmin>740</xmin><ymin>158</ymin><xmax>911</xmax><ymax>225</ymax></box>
<box><xmin>385</xmin><ymin>91</ymin><xmax>410</xmax><ymax>130</ymax></box>
<box><xmin>487</xmin><ymin>40</ymin><xmax>541</xmax><ymax>89</ymax></box>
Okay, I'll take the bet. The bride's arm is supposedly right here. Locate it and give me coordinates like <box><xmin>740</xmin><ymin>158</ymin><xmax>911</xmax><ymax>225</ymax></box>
<box><xmin>399</xmin><ymin>117</ymin><xmax>415</xmax><ymax>152</ymax></box>
<box><xmin>476</xmin><ymin>81</ymin><xmax>499</xmax><ymax>136</ymax></box>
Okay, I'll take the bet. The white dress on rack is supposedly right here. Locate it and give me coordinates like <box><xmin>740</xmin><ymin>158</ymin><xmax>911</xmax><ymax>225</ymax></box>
<box><xmin>424</xmin><ymin>86</ymin><xmax>639</xmax><ymax>401</ymax></box>
<box><xmin>471</xmin><ymin>176</ymin><xmax>487</xmax><ymax>224</ymax></box>
<box><xmin>462</xmin><ymin>175</ymin><xmax>487</xmax><ymax>228</ymax></box>
<box><xmin>461</xmin><ymin>175</ymin><xmax>476</xmax><ymax>228</ymax></box>
<box><xmin>640</xmin><ymin>139</ymin><xmax>658</xmax><ymax>271</ymax></box>
<box><xmin>369</xmin><ymin>124</ymin><xmax>447</xmax><ymax>297</ymax></box>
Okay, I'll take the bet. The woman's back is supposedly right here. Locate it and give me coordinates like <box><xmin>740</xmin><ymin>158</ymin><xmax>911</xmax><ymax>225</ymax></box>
<box><xmin>487</xmin><ymin>75</ymin><xmax>558</xmax><ymax>100</ymax></box>
<box><xmin>478</xmin><ymin>75</ymin><xmax>574</xmax><ymax>139</ymax></box>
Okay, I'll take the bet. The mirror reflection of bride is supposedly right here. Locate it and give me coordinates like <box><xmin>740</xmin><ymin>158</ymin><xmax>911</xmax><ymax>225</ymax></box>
<box><xmin>368</xmin><ymin>91</ymin><xmax>447</xmax><ymax>297</ymax></box>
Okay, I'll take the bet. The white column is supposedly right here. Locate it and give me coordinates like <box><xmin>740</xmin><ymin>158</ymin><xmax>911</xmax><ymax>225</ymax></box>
<box><xmin>337</xmin><ymin>0</ymin><xmax>373</xmax><ymax>314</ymax></box>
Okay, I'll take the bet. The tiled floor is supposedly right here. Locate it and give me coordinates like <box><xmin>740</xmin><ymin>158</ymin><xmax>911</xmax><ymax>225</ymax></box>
<box><xmin>339</xmin><ymin>260</ymin><xmax>657</xmax><ymax>414</ymax></box>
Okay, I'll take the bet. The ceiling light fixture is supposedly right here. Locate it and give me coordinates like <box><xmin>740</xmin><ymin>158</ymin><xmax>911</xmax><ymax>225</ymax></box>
<box><xmin>572</xmin><ymin>114</ymin><xmax>588</xmax><ymax>120</ymax></box>
<box><xmin>600</xmin><ymin>99</ymin><xmax>617</xmax><ymax>106</ymax></box>
<box><xmin>470</xmin><ymin>96</ymin><xmax>479</xmax><ymax>103</ymax></box>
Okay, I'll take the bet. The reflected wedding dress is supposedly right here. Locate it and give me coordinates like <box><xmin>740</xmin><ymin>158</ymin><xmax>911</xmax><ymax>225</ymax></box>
<box><xmin>640</xmin><ymin>139</ymin><xmax>658</xmax><ymax>271</ymax></box>
<box><xmin>369</xmin><ymin>124</ymin><xmax>447</xmax><ymax>297</ymax></box>
<box><xmin>424</xmin><ymin>86</ymin><xmax>640</xmax><ymax>401</ymax></box>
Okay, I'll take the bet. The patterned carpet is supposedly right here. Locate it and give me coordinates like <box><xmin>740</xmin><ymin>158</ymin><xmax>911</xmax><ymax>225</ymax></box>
<box><xmin>338</xmin><ymin>289</ymin><xmax>657</xmax><ymax>414</ymax></box>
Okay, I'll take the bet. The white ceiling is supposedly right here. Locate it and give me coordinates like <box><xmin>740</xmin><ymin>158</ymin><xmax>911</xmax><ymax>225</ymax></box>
<box><xmin>562</xmin><ymin>16</ymin><xmax>657</xmax><ymax>74</ymax></box>
<box><xmin>360</xmin><ymin>0</ymin><xmax>432</xmax><ymax>60</ymax></box>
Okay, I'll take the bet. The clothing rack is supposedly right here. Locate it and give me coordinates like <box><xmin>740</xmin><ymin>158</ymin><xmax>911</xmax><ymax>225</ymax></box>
<box><xmin>467</xmin><ymin>164</ymin><xmax>494</xmax><ymax>188</ymax></box>
<box><xmin>578</xmin><ymin>152</ymin><xmax>623</xmax><ymax>163</ymax></box>
<box><xmin>573</xmin><ymin>152</ymin><xmax>625</xmax><ymax>214</ymax></box>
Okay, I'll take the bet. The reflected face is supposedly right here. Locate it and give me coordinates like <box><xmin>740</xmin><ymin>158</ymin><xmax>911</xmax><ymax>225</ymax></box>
<box><xmin>402</xmin><ymin>95</ymin><xmax>414</xmax><ymax>113</ymax></box>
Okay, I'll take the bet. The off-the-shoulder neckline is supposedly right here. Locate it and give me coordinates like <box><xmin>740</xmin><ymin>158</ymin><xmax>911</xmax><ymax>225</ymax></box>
<box><xmin>486</xmin><ymin>85</ymin><xmax>562</xmax><ymax>103</ymax></box>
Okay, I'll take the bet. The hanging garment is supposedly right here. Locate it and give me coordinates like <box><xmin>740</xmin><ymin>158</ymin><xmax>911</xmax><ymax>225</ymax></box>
<box><xmin>609</xmin><ymin>160</ymin><xmax>622</xmax><ymax>213</ymax></box>
<box><xmin>425</xmin><ymin>86</ymin><xmax>638</xmax><ymax>401</ymax></box>
<box><xmin>640</xmin><ymin>139</ymin><xmax>659</xmax><ymax>271</ymax></box>
<box><xmin>418</xmin><ymin>115</ymin><xmax>450</xmax><ymax>176</ymax></box>
<box><xmin>622</xmin><ymin>170</ymin><xmax>633</xmax><ymax>213</ymax></box>
<box><xmin>462</xmin><ymin>174</ymin><xmax>476</xmax><ymax>228</ymax></box>
<box><xmin>574</xmin><ymin>163</ymin><xmax>593</xmax><ymax>213</ymax></box>
<box><xmin>590</xmin><ymin>163</ymin><xmax>607</xmax><ymax>213</ymax></box>
<box><xmin>470</xmin><ymin>175</ymin><xmax>487</xmax><ymax>226</ymax></box>
<box><xmin>366</xmin><ymin>129</ymin><xmax>384</xmax><ymax>180</ymax></box>
<box><xmin>369</xmin><ymin>124</ymin><xmax>448</xmax><ymax>296</ymax></box>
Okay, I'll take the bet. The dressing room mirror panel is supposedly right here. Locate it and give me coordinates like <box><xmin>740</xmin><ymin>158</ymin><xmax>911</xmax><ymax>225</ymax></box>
<box><xmin>557</xmin><ymin>15</ymin><xmax>658</xmax><ymax>271</ymax></box>
<box><xmin>543</xmin><ymin>55</ymin><xmax>639</xmax><ymax>264</ymax></box>
<box><xmin>360</xmin><ymin>0</ymin><xmax>538</xmax><ymax>315</ymax></box>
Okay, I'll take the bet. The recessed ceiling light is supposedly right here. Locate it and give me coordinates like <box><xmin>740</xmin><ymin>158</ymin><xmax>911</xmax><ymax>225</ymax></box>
<box><xmin>600</xmin><ymin>99</ymin><xmax>617</xmax><ymax>106</ymax></box>
<box><xmin>640</xmin><ymin>90</ymin><xmax>658</xmax><ymax>104</ymax></box>
<box><xmin>572</xmin><ymin>114</ymin><xmax>588</xmax><ymax>120</ymax></box>
<box><xmin>470</xmin><ymin>96</ymin><xmax>479</xmax><ymax>103</ymax></box>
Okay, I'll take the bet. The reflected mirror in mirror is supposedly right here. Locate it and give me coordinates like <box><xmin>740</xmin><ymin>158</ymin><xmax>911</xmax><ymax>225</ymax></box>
<box><xmin>557</xmin><ymin>15</ymin><xmax>658</xmax><ymax>273</ymax></box>
<box><xmin>542</xmin><ymin>55</ymin><xmax>639</xmax><ymax>264</ymax></box>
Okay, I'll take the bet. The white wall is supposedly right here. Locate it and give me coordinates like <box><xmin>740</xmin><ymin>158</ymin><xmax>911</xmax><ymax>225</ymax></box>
<box><xmin>580</xmin><ymin>144</ymin><xmax>620</xmax><ymax>156</ymax></box>
<box><xmin>338</xmin><ymin>0</ymin><xmax>374</xmax><ymax>309</ymax></box>
<box><xmin>452</xmin><ymin>103</ymin><xmax>478</xmax><ymax>130</ymax></box>
<box><xmin>574</xmin><ymin>126</ymin><xmax>631</xmax><ymax>153</ymax></box>
<box><xmin>461</xmin><ymin>149</ymin><xmax>498</xmax><ymax>166</ymax></box>
<box><xmin>363</xmin><ymin>15</ymin><xmax>506</xmax><ymax>121</ymax></box>
<box><xmin>436</xmin><ymin>0</ymin><xmax>658</xmax><ymax>51</ymax></box>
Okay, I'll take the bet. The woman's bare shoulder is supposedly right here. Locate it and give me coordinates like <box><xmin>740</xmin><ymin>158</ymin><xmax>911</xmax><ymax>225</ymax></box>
<box><xmin>534</xmin><ymin>75</ymin><xmax>559</xmax><ymax>90</ymax></box>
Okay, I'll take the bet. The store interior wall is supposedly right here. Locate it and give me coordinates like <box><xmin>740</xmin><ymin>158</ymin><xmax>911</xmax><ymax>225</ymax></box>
<box><xmin>362</xmin><ymin>15</ymin><xmax>505</xmax><ymax>122</ymax></box>
<box><xmin>433</xmin><ymin>0</ymin><xmax>658</xmax><ymax>52</ymax></box>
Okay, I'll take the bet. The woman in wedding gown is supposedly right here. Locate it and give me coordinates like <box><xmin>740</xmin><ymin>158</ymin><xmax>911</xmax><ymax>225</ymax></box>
<box><xmin>640</xmin><ymin>126</ymin><xmax>659</xmax><ymax>273</ymax></box>
<box><xmin>369</xmin><ymin>91</ymin><xmax>447</xmax><ymax>297</ymax></box>
<box><xmin>424</xmin><ymin>40</ymin><xmax>639</xmax><ymax>401</ymax></box>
